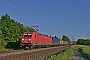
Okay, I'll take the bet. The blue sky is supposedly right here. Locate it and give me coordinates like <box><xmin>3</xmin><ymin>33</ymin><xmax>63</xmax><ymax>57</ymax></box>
<box><xmin>0</xmin><ymin>0</ymin><xmax>90</xmax><ymax>41</ymax></box>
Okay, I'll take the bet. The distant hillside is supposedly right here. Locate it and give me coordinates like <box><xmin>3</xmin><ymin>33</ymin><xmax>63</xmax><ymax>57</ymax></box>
<box><xmin>0</xmin><ymin>13</ymin><xmax>35</xmax><ymax>48</ymax></box>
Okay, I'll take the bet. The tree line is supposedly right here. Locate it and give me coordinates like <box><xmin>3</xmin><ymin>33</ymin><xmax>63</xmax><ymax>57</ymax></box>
<box><xmin>0</xmin><ymin>13</ymin><xmax>35</xmax><ymax>49</ymax></box>
<box><xmin>62</xmin><ymin>35</ymin><xmax>70</xmax><ymax>42</ymax></box>
<box><xmin>77</xmin><ymin>39</ymin><xmax>90</xmax><ymax>45</ymax></box>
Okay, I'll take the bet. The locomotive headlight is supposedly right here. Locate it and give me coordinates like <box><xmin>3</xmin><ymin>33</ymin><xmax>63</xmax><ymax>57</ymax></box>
<box><xmin>22</xmin><ymin>39</ymin><xmax>24</xmax><ymax>40</ymax></box>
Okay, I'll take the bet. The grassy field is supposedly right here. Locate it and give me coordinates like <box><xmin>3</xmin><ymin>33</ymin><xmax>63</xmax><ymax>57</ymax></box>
<box><xmin>47</xmin><ymin>45</ymin><xmax>77</xmax><ymax>60</ymax></box>
<box><xmin>81</xmin><ymin>45</ymin><xmax>90</xmax><ymax>59</ymax></box>
<box><xmin>48</xmin><ymin>45</ymin><xmax>90</xmax><ymax>60</ymax></box>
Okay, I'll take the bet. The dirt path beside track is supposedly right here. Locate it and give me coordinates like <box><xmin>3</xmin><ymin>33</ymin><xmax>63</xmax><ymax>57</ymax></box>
<box><xmin>68</xmin><ymin>48</ymin><xmax>89</xmax><ymax>60</ymax></box>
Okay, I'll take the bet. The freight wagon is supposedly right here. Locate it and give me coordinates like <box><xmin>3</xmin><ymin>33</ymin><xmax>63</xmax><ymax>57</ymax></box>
<box><xmin>20</xmin><ymin>32</ymin><xmax>52</xmax><ymax>49</ymax></box>
<box><xmin>52</xmin><ymin>37</ymin><xmax>60</xmax><ymax>46</ymax></box>
<box><xmin>52</xmin><ymin>37</ymin><xmax>66</xmax><ymax>46</ymax></box>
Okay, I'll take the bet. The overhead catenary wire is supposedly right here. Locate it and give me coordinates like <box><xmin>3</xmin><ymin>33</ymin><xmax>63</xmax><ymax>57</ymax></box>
<box><xmin>43</xmin><ymin>0</ymin><xmax>66</xmax><ymax>33</ymax></box>
<box><xmin>0</xmin><ymin>1</ymin><xmax>52</xmax><ymax>34</ymax></box>
<box><xmin>25</xmin><ymin>0</ymin><xmax>43</xmax><ymax>16</ymax></box>
<box><xmin>0</xmin><ymin>10</ymin><xmax>26</xmax><ymax>26</ymax></box>
<box><xmin>0</xmin><ymin>10</ymin><xmax>52</xmax><ymax>35</ymax></box>
<box><xmin>49</xmin><ymin>0</ymin><xmax>66</xmax><ymax>32</ymax></box>
<box><xmin>9</xmin><ymin>0</ymin><xmax>61</xmax><ymax>33</ymax></box>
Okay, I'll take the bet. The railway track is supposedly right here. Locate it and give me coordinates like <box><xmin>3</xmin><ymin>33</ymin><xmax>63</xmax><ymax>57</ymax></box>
<box><xmin>0</xmin><ymin>45</ymin><xmax>72</xmax><ymax>60</ymax></box>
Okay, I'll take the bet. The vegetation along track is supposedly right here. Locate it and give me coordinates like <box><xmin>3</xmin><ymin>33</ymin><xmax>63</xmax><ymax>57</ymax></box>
<box><xmin>0</xmin><ymin>45</ymin><xmax>72</xmax><ymax>60</ymax></box>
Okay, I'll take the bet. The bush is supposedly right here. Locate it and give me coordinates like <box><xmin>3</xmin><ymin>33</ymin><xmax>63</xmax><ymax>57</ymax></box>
<box><xmin>6</xmin><ymin>42</ymin><xmax>20</xmax><ymax>50</ymax></box>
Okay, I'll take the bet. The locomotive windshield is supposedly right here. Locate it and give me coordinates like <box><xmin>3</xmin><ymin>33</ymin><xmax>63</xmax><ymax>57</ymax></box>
<box><xmin>24</xmin><ymin>34</ymin><xmax>27</xmax><ymax>37</ymax></box>
<box><xmin>28</xmin><ymin>34</ymin><xmax>32</xmax><ymax>37</ymax></box>
<box><xmin>24</xmin><ymin>34</ymin><xmax>32</xmax><ymax>37</ymax></box>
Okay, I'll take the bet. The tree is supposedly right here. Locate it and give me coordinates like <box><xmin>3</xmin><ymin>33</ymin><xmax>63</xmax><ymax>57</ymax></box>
<box><xmin>0</xmin><ymin>36</ymin><xmax>6</xmax><ymax>47</ymax></box>
<box><xmin>62</xmin><ymin>35</ymin><xmax>70</xmax><ymax>42</ymax></box>
<box><xmin>77</xmin><ymin>39</ymin><xmax>84</xmax><ymax>45</ymax></box>
<box><xmin>0</xmin><ymin>13</ymin><xmax>36</xmax><ymax>48</ymax></box>
<box><xmin>77</xmin><ymin>39</ymin><xmax>90</xmax><ymax>45</ymax></box>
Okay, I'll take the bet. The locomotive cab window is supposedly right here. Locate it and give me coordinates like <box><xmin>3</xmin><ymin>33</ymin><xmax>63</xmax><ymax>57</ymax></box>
<box><xmin>24</xmin><ymin>34</ymin><xmax>27</xmax><ymax>37</ymax></box>
<box><xmin>28</xmin><ymin>34</ymin><xmax>32</xmax><ymax>37</ymax></box>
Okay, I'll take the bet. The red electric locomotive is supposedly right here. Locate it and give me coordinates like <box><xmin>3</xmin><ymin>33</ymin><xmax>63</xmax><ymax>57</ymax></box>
<box><xmin>20</xmin><ymin>32</ymin><xmax>52</xmax><ymax>49</ymax></box>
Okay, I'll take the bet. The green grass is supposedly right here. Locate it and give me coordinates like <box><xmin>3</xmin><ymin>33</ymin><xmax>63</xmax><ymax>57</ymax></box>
<box><xmin>47</xmin><ymin>45</ymin><xmax>77</xmax><ymax>60</ymax></box>
<box><xmin>47</xmin><ymin>45</ymin><xmax>83</xmax><ymax>60</ymax></box>
<box><xmin>47</xmin><ymin>45</ymin><xmax>90</xmax><ymax>60</ymax></box>
<box><xmin>81</xmin><ymin>45</ymin><xmax>90</xmax><ymax>59</ymax></box>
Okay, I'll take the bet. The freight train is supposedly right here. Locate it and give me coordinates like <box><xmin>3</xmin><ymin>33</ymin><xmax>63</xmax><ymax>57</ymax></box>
<box><xmin>20</xmin><ymin>32</ymin><xmax>66</xmax><ymax>49</ymax></box>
